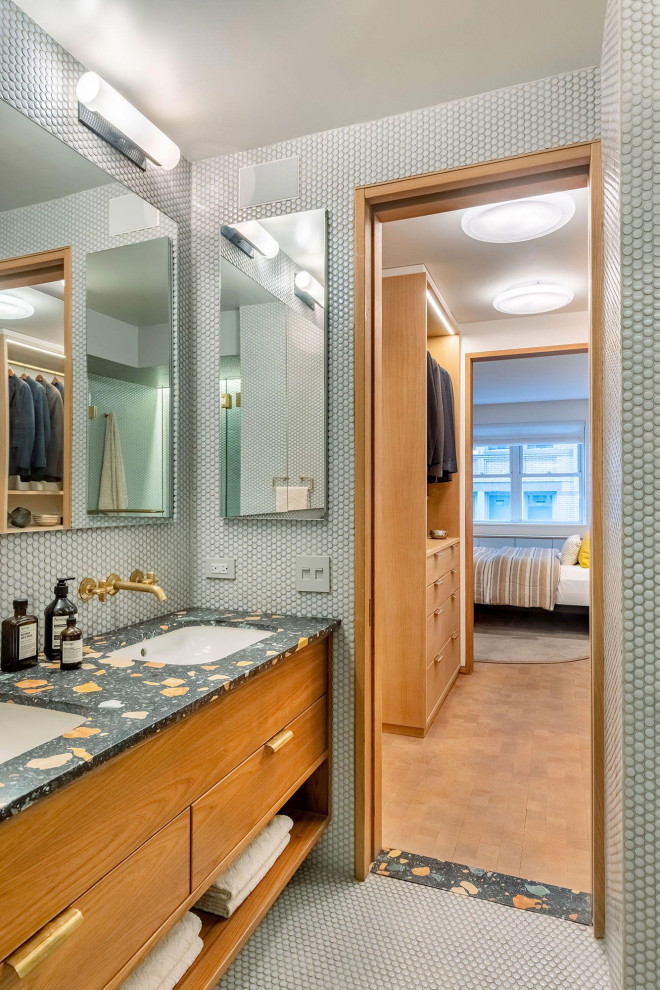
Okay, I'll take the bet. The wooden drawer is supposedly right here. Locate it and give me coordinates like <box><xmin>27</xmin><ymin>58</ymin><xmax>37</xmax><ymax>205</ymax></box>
<box><xmin>0</xmin><ymin>637</ymin><xmax>329</xmax><ymax>961</ymax></box>
<box><xmin>0</xmin><ymin>812</ymin><xmax>189</xmax><ymax>990</ymax></box>
<box><xmin>192</xmin><ymin>696</ymin><xmax>327</xmax><ymax>888</ymax></box>
<box><xmin>426</xmin><ymin>541</ymin><xmax>459</xmax><ymax>585</ymax></box>
<box><xmin>426</xmin><ymin>595</ymin><xmax>460</xmax><ymax>665</ymax></box>
<box><xmin>426</xmin><ymin>630</ymin><xmax>461</xmax><ymax>719</ymax></box>
<box><xmin>426</xmin><ymin>566</ymin><xmax>459</xmax><ymax>617</ymax></box>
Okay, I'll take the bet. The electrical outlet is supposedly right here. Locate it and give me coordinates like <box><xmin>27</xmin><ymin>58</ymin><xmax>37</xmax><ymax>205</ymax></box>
<box><xmin>205</xmin><ymin>558</ymin><xmax>236</xmax><ymax>580</ymax></box>
<box><xmin>295</xmin><ymin>555</ymin><xmax>330</xmax><ymax>593</ymax></box>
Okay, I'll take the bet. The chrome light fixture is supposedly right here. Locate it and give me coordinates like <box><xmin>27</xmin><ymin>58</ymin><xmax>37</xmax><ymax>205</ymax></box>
<box><xmin>294</xmin><ymin>270</ymin><xmax>324</xmax><ymax>309</ymax></box>
<box><xmin>493</xmin><ymin>281</ymin><xmax>574</xmax><ymax>315</ymax></box>
<box><xmin>0</xmin><ymin>292</ymin><xmax>34</xmax><ymax>320</ymax></box>
<box><xmin>221</xmin><ymin>221</ymin><xmax>280</xmax><ymax>259</ymax></box>
<box><xmin>461</xmin><ymin>193</ymin><xmax>575</xmax><ymax>243</ymax></box>
<box><xmin>76</xmin><ymin>72</ymin><xmax>180</xmax><ymax>171</ymax></box>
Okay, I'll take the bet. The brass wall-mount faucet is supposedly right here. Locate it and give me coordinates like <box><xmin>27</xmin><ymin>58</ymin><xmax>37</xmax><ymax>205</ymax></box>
<box><xmin>79</xmin><ymin>570</ymin><xmax>167</xmax><ymax>603</ymax></box>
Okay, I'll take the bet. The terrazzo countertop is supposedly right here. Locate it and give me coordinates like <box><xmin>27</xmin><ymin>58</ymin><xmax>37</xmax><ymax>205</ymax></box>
<box><xmin>0</xmin><ymin>607</ymin><xmax>339</xmax><ymax>823</ymax></box>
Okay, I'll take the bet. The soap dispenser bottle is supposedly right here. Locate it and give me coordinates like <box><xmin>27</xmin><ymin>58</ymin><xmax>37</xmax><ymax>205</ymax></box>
<box><xmin>1</xmin><ymin>597</ymin><xmax>39</xmax><ymax>672</ymax></box>
<box><xmin>60</xmin><ymin>615</ymin><xmax>83</xmax><ymax>670</ymax></box>
<box><xmin>44</xmin><ymin>577</ymin><xmax>77</xmax><ymax>662</ymax></box>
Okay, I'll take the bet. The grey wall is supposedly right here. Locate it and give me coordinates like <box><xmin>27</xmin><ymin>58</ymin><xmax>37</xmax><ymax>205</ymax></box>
<box><xmin>191</xmin><ymin>67</ymin><xmax>600</xmax><ymax>877</ymax></box>
<box><xmin>0</xmin><ymin>0</ymin><xmax>193</xmax><ymax>640</ymax></box>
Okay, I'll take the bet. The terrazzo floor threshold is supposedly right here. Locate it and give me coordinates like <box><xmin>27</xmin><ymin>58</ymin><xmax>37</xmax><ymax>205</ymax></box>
<box><xmin>372</xmin><ymin>849</ymin><xmax>592</xmax><ymax>925</ymax></box>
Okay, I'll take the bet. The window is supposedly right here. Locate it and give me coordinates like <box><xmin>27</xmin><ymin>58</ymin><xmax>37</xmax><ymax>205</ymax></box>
<box><xmin>473</xmin><ymin>433</ymin><xmax>585</xmax><ymax>524</ymax></box>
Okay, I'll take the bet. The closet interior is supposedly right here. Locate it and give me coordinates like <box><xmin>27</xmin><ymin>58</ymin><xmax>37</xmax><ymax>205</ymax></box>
<box><xmin>0</xmin><ymin>249</ymin><xmax>72</xmax><ymax>533</ymax></box>
<box><xmin>378</xmin><ymin>267</ymin><xmax>461</xmax><ymax>738</ymax></box>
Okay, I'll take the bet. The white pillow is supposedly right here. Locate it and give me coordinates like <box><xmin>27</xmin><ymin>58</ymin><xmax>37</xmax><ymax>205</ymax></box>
<box><xmin>560</xmin><ymin>534</ymin><xmax>582</xmax><ymax>565</ymax></box>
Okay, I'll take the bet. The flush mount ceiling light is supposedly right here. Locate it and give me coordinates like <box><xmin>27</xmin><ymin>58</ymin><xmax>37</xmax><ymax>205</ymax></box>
<box><xmin>76</xmin><ymin>72</ymin><xmax>180</xmax><ymax>171</ymax></box>
<box><xmin>461</xmin><ymin>193</ymin><xmax>575</xmax><ymax>243</ymax></box>
<box><xmin>0</xmin><ymin>292</ymin><xmax>34</xmax><ymax>320</ymax></box>
<box><xmin>493</xmin><ymin>281</ymin><xmax>574</xmax><ymax>315</ymax></box>
<box><xmin>221</xmin><ymin>221</ymin><xmax>279</xmax><ymax>259</ymax></box>
<box><xmin>294</xmin><ymin>270</ymin><xmax>324</xmax><ymax>309</ymax></box>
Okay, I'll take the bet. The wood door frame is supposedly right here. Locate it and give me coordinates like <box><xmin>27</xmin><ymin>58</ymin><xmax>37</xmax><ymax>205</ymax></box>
<box><xmin>354</xmin><ymin>142</ymin><xmax>604</xmax><ymax>937</ymax></box>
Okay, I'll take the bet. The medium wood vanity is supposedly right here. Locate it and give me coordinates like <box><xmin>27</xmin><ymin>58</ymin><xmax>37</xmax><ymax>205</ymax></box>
<box><xmin>0</xmin><ymin>632</ymin><xmax>332</xmax><ymax>990</ymax></box>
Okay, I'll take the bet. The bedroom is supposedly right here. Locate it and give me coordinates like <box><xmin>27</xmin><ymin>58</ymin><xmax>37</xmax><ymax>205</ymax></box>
<box><xmin>375</xmin><ymin>169</ymin><xmax>596</xmax><ymax>918</ymax></box>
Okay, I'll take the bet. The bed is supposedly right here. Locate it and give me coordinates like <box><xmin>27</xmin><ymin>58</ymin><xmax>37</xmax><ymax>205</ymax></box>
<box><xmin>474</xmin><ymin>545</ymin><xmax>589</xmax><ymax>611</ymax></box>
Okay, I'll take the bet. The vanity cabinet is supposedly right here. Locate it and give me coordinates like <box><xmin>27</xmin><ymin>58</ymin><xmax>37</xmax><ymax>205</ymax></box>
<box><xmin>0</xmin><ymin>635</ymin><xmax>332</xmax><ymax>990</ymax></box>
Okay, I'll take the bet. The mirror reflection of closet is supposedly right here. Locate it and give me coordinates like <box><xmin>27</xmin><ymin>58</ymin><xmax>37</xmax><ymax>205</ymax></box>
<box><xmin>0</xmin><ymin>248</ymin><xmax>72</xmax><ymax>533</ymax></box>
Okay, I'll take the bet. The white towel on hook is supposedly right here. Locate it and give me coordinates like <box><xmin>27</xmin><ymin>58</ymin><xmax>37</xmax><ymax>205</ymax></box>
<box><xmin>98</xmin><ymin>412</ymin><xmax>128</xmax><ymax>511</ymax></box>
<box><xmin>120</xmin><ymin>912</ymin><xmax>202</xmax><ymax>990</ymax></box>
<box><xmin>285</xmin><ymin>486</ymin><xmax>310</xmax><ymax>511</ymax></box>
<box><xmin>196</xmin><ymin>814</ymin><xmax>293</xmax><ymax>918</ymax></box>
<box><xmin>275</xmin><ymin>485</ymin><xmax>289</xmax><ymax>512</ymax></box>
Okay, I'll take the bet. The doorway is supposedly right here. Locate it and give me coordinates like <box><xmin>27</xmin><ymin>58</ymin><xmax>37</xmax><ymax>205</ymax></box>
<box><xmin>354</xmin><ymin>143</ymin><xmax>604</xmax><ymax>935</ymax></box>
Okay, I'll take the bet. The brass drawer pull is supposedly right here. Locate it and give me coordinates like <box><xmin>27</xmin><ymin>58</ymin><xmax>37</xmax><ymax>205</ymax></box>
<box><xmin>451</xmin><ymin>567</ymin><xmax>458</xmax><ymax>574</ymax></box>
<box><xmin>451</xmin><ymin>631</ymin><xmax>459</xmax><ymax>640</ymax></box>
<box><xmin>451</xmin><ymin>591</ymin><xmax>458</xmax><ymax>600</ymax></box>
<box><xmin>265</xmin><ymin>728</ymin><xmax>294</xmax><ymax>753</ymax></box>
<box><xmin>434</xmin><ymin>607</ymin><xmax>443</xmax><ymax>616</ymax></box>
<box><xmin>434</xmin><ymin>653</ymin><xmax>444</xmax><ymax>664</ymax></box>
<box><xmin>434</xmin><ymin>578</ymin><xmax>444</xmax><ymax>587</ymax></box>
<box><xmin>6</xmin><ymin>907</ymin><xmax>83</xmax><ymax>978</ymax></box>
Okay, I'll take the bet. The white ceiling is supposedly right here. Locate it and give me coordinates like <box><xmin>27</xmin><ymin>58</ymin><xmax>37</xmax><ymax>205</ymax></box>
<box><xmin>15</xmin><ymin>0</ymin><xmax>606</xmax><ymax>160</ymax></box>
<box><xmin>473</xmin><ymin>352</ymin><xmax>589</xmax><ymax>404</ymax></box>
<box><xmin>1</xmin><ymin>286</ymin><xmax>64</xmax><ymax>348</ymax></box>
<box><xmin>86</xmin><ymin>238</ymin><xmax>171</xmax><ymax>325</ymax></box>
<box><xmin>383</xmin><ymin>187</ymin><xmax>589</xmax><ymax>325</ymax></box>
<box><xmin>0</xmin><ymin>100</ymin><xmax>113</xmax><ymax>212</ymax></box>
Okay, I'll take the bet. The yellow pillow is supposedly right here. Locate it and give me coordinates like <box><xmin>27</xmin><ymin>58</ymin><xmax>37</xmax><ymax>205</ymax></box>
<box><xmin>578</xmin><ymin>533</ymin><xmax>590</xmax><ymax>568</ymax></box>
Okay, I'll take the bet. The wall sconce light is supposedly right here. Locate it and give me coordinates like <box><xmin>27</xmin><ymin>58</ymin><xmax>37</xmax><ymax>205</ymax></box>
<box><xmin>294</xmin><ymin>271</ymin><xmax>324</xmax><ymax>310</ymax></box>
<box><xmin>221</xmin><ymin>221</ymin><xmax>280</xmax><ymax>259</ymax></box>
<box><xmin>76</xmin><ymin>72</ymin><xmax>181</xmax><ymax>171</ymax></box>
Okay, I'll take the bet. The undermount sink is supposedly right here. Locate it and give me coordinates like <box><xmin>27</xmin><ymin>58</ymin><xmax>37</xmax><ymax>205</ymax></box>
<box><xmin>107</xmin><ymin>624</ymin><xmax>274</xmax><ymax>666</ymax></box>
<box><xmin>0</xmin><ymin>702</ymin><xmax>86</xmax><ymax>765</ymax></box>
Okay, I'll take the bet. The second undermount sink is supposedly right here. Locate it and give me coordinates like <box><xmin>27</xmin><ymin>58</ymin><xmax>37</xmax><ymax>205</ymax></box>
<box><xmin>107</xmin><ymin>624</ymin><xmax>275</xmax><ymax>666</ymax></box>
<box><xmin>0</xmin><ymin>701</ymin><xmax>87</xmax><ymax>766</ymax></box>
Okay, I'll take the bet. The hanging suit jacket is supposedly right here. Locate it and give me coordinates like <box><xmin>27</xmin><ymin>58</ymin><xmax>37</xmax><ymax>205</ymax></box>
<box><xmin>8</xmin><ymin>374</ymin><xmax>35</xmax><ymax>477</ymax></box>
<box><xmin>41</xmin><ymin>379</ymin><xmax>64</xmax><ymax>482</ymax></box>
<box><xmin>23</xmin><ymin>376</ymin><xmax>50</xmax><ymax>480</ymax></box>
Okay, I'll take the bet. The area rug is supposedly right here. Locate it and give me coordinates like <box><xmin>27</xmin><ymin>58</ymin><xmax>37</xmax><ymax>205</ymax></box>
<box><xmin>372</xmin><ymin>848</ymin><xmax>592</xmax><ymax>925</ymax></box>
<box><xmin>474</xmin><ymin>629</ymin><xmax>589</xmax><ymax>663</ymax></box>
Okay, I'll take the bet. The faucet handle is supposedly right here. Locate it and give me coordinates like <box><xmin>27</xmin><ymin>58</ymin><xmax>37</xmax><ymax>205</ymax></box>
<box><xmin>79</xmin><ymin>578</ymin><xmax>107</xmax><ymax>603</ymax></box>
<box><xmin>129</xmin><ymin>569</ymin><xmax>145</xmax><ymax>584</ymax></box>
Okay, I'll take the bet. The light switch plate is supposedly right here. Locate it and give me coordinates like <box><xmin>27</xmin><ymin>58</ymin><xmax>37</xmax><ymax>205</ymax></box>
<box><xmin>295</xmin><ymin>555</ymin><xmax>330</xmax><ymax>593</ymax></box>
<box><xmin>205</xmin><ymin>558</ymin><xmax>236</xmax><ymax>580</ymax></box>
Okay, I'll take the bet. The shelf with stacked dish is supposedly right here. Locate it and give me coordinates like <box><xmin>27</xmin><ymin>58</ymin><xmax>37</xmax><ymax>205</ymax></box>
<box><xmin>0</xmin><ymin>247</ymin><xmax>72</xmax><ymax>535</ymax></box>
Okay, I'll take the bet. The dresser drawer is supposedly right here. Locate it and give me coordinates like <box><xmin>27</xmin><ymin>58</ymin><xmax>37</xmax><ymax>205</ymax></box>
<box><xmin>426</xmin><ymin>630</ymin><xmax>461</xmax><ymax>719</ymax></box>
<box><xmin>426</xmin><ymin>594</ymin><xmax>460</xmax><ymax>665</ymax></box>
<box><xmin>0</xmin><ymin>812</ymin><xmax>189</xmax><ymax>990</ymax></box>
<box><xmin>191</xmin><ymin>696</ymin><xmax>327</xmax><ymax>888</ymax></box>
<box><xmin>426</xmin><ymin>566</ymin><xmax>460</xmax><ymax>617</ymax></box>
<box><xmin>426</xmin><ymin>542</ymin><xmax>459</xmax><ymax>585</ymax></box>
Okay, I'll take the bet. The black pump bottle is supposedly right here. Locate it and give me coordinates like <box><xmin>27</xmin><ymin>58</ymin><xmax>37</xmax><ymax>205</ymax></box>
<box><xmin>44</xmin><ymin>577</ymin><xmax>77</xmax><ymax>661</ymax></box>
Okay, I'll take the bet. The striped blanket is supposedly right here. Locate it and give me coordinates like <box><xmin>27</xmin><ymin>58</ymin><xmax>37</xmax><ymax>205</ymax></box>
<box><xmin>474</xmin><ymin>546</ymin><xmax>561</xmax><ymax>611</ymax></box>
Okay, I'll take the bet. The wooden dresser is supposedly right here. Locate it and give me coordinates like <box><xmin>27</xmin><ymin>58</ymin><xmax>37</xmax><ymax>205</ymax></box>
<box><xmin>0</xmin><ymin>635</ymin><xmax>332</xmax><ymax>990</ymax></box>
<box><xmin>425</xmin><ymin>538</ymin><xmax>461</xmax><ymax>727</ymax></box>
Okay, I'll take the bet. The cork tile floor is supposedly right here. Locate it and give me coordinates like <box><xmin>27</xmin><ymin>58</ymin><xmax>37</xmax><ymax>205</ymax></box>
<box><xmin>382</xmin><ymin>656</ymin><xmax>592</xmax><ymax>893</ymax></box>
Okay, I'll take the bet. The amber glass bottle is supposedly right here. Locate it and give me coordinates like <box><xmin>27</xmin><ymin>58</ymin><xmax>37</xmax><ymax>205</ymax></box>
<box><xmin>60</xmin><ymin>615</ymin><xmax>83</xmax><ymax>670</ymax></box>
<box><xmin>1</xmin><ymin>598</ymin><xmax>39</xmax><ymax>672</ymax></box>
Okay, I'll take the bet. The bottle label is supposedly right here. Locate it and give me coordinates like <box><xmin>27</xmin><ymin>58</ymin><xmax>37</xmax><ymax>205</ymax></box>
<box><xmin>52</xmin><ymin>616</ymin><xmax>68</xmax><ymax>650</ymax></box>
<box><xmin>19</xmin><ymin>624</ymin><xmax>37</xmax><ymax>661</ymax></box>
<box><xmin>61</xmin><ymin>638</ymin><xmax>83</xmax><ymax>666</ymax></box>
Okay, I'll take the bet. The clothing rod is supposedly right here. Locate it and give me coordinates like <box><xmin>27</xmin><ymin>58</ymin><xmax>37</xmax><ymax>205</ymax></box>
<box><xmin>8</xmin><ymin>360</ymin><xmax>67</xmax><ymax>378</ymax></box>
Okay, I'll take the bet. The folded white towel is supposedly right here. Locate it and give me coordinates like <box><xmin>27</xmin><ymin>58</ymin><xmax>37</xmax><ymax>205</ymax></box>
<box><xmin>196</xmin><ymin>814</ymin><xmax>293</xmax><ymax>918</ymax></box>
<box><xmin>197</xmin><ymin>832</ymin><xmax>291</xmax><ymax>918</ymax></box>
<box><xmin>120</xmin><ymin>912</ymin><xmax>202</xmax><ymax>990</ymax></box>
<box><xmin>275</xmin><ymin>485</ymin><xmax>288</xmax><ymax>512</ymax></box>
<box><xmin>284</xmin><ymin>485</ymin><xmax>310</xmax><ymax>510</ymax></box>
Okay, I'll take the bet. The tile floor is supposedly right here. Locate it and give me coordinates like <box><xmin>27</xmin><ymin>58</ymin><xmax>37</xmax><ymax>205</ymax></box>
<box><xmin>382</xmin><ymin>657</ymin><xmax>592</xmax><ymax>891</ymax></box>
<box><xmin>217</xmin><ymin>866</ymin><xmax>610</xmax><ymax>990</ymax></box>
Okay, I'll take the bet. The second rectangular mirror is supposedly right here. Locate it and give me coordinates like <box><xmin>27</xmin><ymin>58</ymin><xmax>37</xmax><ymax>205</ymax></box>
<box><xmin>219</xmin><ymin>209</ymin><xmax>326</xmax><ymax>518</ymax></box>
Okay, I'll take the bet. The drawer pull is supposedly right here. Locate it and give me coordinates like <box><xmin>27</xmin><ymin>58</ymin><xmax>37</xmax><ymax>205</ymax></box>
<box><xmin>434</xmin><ymin>653</ymin><xmax>444</xmax><ymax>664</ymax></box>
<box><xmin>265</xmin><ymin>728</ymin><xmax>294</xmax><ymax>753</ymax></box>
<box><xmin>434</xmin><ymin>549</ymin><xmax>447</xmax><ymax>557</ymax></box>
<box><xmin>451</xmin><ymin>591</ymin><xmax>458</xmax><ymax>600</ymax></box>
<box><xmin>434</xmin><ymin>607</ymin><xmax>443</xmax><ymax>616</ymax></box>
<box><xmin>6</xmin><ymin>907</ymin><xmax>83</xmax><ymax>978</ymax></box>
<box><xmin>451</xmin><ymin>568</ymin><xmax>458</xmax><ymax>574</ymax></box>
<box><xmin>451</xmin><ymin>631</ymin><xmax>459</xmax><ymax>640</ymax></box>
<box><xmin>434</xmin><ymin>578</ymin><xmax>444</xmax><ymax>587</ymax></box>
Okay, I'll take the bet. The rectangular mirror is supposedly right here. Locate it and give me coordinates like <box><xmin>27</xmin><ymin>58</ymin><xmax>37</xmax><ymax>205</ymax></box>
<box><xmin>219</xmin><ymin>209</ymin><xmax>327</xmax><ymax>517</ymax></box>
<box><xmin>86</xmin><ymin>238</ymin><xmax>173</xmax><ymax>517</ymax></box>
<box><xmin>0</xmin><ymin>98</ymin><xmax>177</xmax><ymax>532</ymax></box>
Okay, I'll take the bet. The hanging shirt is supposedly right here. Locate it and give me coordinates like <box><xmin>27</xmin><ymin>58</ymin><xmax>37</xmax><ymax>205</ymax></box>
<box><xmin>41</xmin><ymin>379</ymin><xmax>64</xmax><ymax>482</ymax></box>
<box><xmin>8</xmin><ymin>375</ymin><xmax>35</xmax><ymax>478</ymax></box>
<box><xmin>22</xmin><ymin>376</ymin><xmax>50</xmax><ymax>480</ymax></box>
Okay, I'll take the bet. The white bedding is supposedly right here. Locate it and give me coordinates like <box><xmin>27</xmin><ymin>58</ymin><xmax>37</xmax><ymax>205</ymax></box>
<box><xmin>556</xmin><ymin>564</ymin><xmax>590</xmax><ymax>606</ymax></box>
